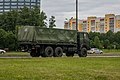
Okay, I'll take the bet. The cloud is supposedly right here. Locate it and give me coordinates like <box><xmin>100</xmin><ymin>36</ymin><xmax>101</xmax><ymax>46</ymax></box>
<box><xmin>42</xmin><ymin>0</ymin><xmax>120</xmax><ymax>28</ymax></box>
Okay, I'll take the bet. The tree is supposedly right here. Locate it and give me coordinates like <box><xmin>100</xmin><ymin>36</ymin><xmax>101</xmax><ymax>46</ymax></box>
<box><xmin>5</xmin><ymin>31</ymin><xmax>17</xmax><ymax>50</ymax></box>
<box><xmin>106</xmin><ymin>30</ymin><xmax>114</xmax><ymax>43</ymax></box>
<box><xmin>0</xmin><ymin>29</ymin><xmax>7</xmax><ymax>48</ymax></box>
<box><xmin>115</xmin><ymin>31</ymin><xmax>120</xmax><ymax>44</ymax></box>
<box><xmin>18</xmin><ymin>7</ymin><xmax>31</xmax><ymax>26</ymax></box>
<box><xmin>0</xmin><ymin>10</ymin><xmax>18</xmax><ymax>32</ymax></box>
<box><xmin>29</xmin><ymin>6</ymin><xmax>40</xmax><ymax>26</ymax></box>
<box><xmin>0</xmin><ymin>6</ymin><xmax>48</xmax><ymax>51</ymax></box>
<box><xmin>0</xmin><ymin>6</ymin><xmax>48</xmax><ymax>31</ymax></box>
<box><xmin>103</xmin><ymin>39</ymin><xmax>110</xmax><ymax>49</ymax></box>
<box><xmin>0</xmin><ymin>29</ymin><xmax>17</xmax><ymax>50</ymax></box>
<box><xmin>94</xmin><ymin>36</ymin><xmax>101</xmax><ymax>48</ymax></box>
<box><xmin>90</xmin><ymin>40</ymin><xmax>94</xmax><ymax>48</ymax></box>
<box><xmin>39</xmin><ymin>11</ymin><xmax>47</xmax><ymax>27</ymax></box>
<box><xmin>49</xmin><ymin>16</ymin><xmax>56</xmax><ymax>28</ymax></box>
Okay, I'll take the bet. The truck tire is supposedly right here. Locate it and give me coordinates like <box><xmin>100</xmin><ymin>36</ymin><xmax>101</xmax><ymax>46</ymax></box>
<box><xmin>36</xmin><ymin>52</ymin><xmax>40</xmax><ymax>57</ymax></box>
<box><xmin>54</xmin><ymin>47</ymin><xmax>63</xmax><ymax>57</ymax></box>
<box><xmin>45</xmin><ymin>46</ymin><xmax>53</xmax><ymax>57</ymax></box>
<box><xmin>78</xmin><ymin>48</ymin><xmax>87</xmax><ymax>57</ymax></box>
<box><xmin>66</xmin><ymin>53</ymin><xmax>74</xmax><ymax>57</ymax></box>
<box><xmin>30</xmin><ymin>49</ymin><xmax>40</xmax><ymax>57</ymax></box>
<box><xmin>30</xmin><ymin>50</ymin><xmax>36</xmax><ymax>57</ymax></box>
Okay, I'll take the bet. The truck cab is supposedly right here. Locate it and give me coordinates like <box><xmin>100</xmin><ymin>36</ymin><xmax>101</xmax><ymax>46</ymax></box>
<box><xmin>77</xmin><ymin>32</ymin><xmax>90</xmax><ymax>57</ymax></box>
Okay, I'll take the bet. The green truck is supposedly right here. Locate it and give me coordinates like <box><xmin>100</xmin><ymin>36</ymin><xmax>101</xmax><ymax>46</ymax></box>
<box><xmin>18</xmin><ymin>26</ymin><xmax>90</xmax><ymax>57</ymax></box>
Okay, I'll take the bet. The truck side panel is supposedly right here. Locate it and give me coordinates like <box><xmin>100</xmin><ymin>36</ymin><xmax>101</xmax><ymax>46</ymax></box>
<box><xmin>18</xmin><ymin>26</ymin><xmax>34</xmax><ymax>42</ymax></box>
<box><xmin>18</xmin><ymin>26</ymin><xmax>77</xmax><ymax>44</ymax></box>
<box><xmin>35</xmin><ymin>27</ymin><xmax>77</xmax><ymax>44</ymax></box>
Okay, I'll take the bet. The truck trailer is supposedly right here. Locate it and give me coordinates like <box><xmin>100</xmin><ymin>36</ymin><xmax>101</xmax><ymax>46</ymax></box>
<box><xmin>18</xmin><ymin>26</ymin><xmax>90</xmax><ymax>57</ymax></box>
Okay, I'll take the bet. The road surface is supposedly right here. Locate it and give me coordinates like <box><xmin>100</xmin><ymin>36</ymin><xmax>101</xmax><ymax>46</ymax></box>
<box><xmin>0</xmin><ymin>53</ymin><xmax>120</xmax><ymax>58</ymax></box>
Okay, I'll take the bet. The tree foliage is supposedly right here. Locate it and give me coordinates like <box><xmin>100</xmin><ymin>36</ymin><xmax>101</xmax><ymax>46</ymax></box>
<box><xmin>0</xmin><ymin>6</ymin><xmax>47</xmax><ymax>32</ymax></box>
<box><xmin>94</xmin><ymin>36</ymin><xmax>101</xmax><ymax>48</ymax></box>
<box><xmin>49</xmin><ymin>16</ymin><xmax>56</xmax><ymax>28</ymax></box>
<box><xmin>89</xmin><ymin>30</ymin><xmax>120</xmax><ymax>49</ymax></box>
<box><xmin>0</xmin><ymin>6</ymin><xmax>48</xmax><ymax>51</ymax></box>
<box><xmin>0</xmin><ymin>29</ymin><xmax>16</xmax><ymax>50</ymax></box>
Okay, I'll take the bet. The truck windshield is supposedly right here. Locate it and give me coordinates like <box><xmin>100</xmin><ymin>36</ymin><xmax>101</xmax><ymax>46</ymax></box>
<box><xmin>84</xmin><ymin>33</ymin><xmax>89</xmax><ymax>39</ymax></box>
<box><xmin>79</xmin><ymin>32</ymin><xmax>89</xmax><ymax>39</ymax></box>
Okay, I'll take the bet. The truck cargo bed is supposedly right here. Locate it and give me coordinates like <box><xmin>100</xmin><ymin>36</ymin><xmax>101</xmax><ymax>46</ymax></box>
<box><xmin>18</xmin><ymin>26</ymin><xmax>77</xmax><ymax>44</ymax></box>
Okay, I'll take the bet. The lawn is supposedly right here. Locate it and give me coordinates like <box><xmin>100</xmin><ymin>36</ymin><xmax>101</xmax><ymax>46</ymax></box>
<box><xmin>0</xmin><ymin>57</ymin><xmax>120</xmax><ymax>80</ymax></box>
<box><xmin>0</xmin><ymin>52</ymin><xmax>29</xmax><ymax>57</ymax></box>
<box><xmin>103</xmin><ymin>49</ymin><xmax>120</xmax><ymax>53</ymax></box>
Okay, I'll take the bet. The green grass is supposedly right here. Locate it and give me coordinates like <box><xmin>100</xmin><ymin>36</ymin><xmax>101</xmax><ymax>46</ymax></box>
<box><xmin>0</xmin><ymin>57</ymin><xmax>120</xmax><ymax>80</ymax></box>
<box><xmin>103</xmin><ymin>49</ymin><xmax>120</xmax><ymax>53</ymax></box>
<box><xmin>0</xmin><ymin>52</ymin><xmax>29</xmax><ymax>57</ymax></box>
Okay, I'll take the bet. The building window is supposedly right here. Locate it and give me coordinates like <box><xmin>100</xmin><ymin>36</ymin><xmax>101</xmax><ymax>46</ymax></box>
<box><xmin>0</xmin><ymin>6</ymin><xmax>3</xmax><ymax>8</ymax></box>
<box><xmin>18</xmin><ymin>0</ymin><xmax>24</xmax><ymax>1</ymax></box>
<box><xmin>0</xmin><ymin>0</ymin><xmax>41</xmax><ymax>13</ymax></box>
<box><xmin>18</xmin><ymin>3</ymin><xmax>24</xmax><ymax>5</ymax></box>
<box><xmin>0</xmin><ymin>0</ymin><xmax>3</xmax><ymax>2</ymax></box>
<box><xmin>11</xmin><ymin>6</ymin><xmax>17</xmax><ymax>8</ymax></box>
<box><xmin>11</xmin><ymin>3</ymin><xmax>17</xmax><ymax>5</ymax></box>
<box><xmin>5</xmin><ymin>0</ymin><xmax>10</xmax><ymax>1</ymax></box>
<box><xmin>31</xmin><ymin>3</ymin><xmax>36</xmax><ymax>6</ymax></box>
<box><xmin>31</xmin><ymin>0</ymin><xmax>36</xmax><ymax>2</ymax></box>
<box><xmin>4</xmin><ymin>3</ymin><xmax>10</xmax><ymax>5</ymax></box>
<box><xmin>0</xmin><ymin>3</ymin><xmax>3</xmax><ymax>5</ymax></box>
<box><xmin>4</xmin><ymin>6</ymin><xmax>10</xmax><ymax>8</ymax></box>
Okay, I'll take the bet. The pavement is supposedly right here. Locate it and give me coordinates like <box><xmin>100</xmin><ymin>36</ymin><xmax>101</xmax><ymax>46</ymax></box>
<box><xmin>0</xmin><ymin>53</ymin><xmax>120</xmax><ymax>58</ymax></box>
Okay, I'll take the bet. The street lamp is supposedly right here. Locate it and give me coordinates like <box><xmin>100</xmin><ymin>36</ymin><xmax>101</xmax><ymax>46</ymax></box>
<box><xmin>76</xmin><ymin>0</ymin><xmax>80</xmax><ymax>54</ymax></box>
<box><xmin>76</xmin><ymin>0</ymin><xmax>78</xmax><ymax>31</ymax></box>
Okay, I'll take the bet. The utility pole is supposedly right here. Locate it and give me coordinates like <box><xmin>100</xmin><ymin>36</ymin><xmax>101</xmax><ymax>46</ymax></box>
<box><xmin>76</xmin><ymin>0</ymin><xmax>78</xmax><ymax>31</ymax></box>
<box><xmin>76</xmin><ymin>0</ymin><xmax>80</xmax><ymax>54</ymax></box>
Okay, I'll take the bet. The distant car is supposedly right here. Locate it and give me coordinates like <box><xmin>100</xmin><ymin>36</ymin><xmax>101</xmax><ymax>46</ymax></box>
<box><xmin>87</xmin><ymin>48</ymin><xmax>103</xmax><ymax>54</ymax></box>
<box><xmin>0</xmin><ymin>49</ymin><xmax>6</xmax><ymax>54</ymax></box>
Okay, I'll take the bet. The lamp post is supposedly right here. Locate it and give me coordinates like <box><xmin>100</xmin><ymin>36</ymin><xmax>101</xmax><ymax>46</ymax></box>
<box><xmin>76</xmin><ymin>0</ymin><xmax>78</xmax><ymax>31</ymax></box>
<box><xmin>76</xmin><ymin>0</ymin><xmax>80</xmax><ymax>54</ymax></box>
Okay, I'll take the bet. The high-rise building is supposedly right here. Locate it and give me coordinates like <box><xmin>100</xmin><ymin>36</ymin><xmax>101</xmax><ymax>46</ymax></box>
<box><xmin>105</xmin><ymin>14</ymin><xmax>115</xmax><ymax>33</ymax></box>
<box><xmin>99</xmin><ymin>18</ymin><xmax>105</xmax><ymax>33</ymax></box>
<box><xmin>64</xmin><ymin>17</ymin><xmax>83</xmax><ymax>32</ymax></box>
<box><xmin>87</xmin><ymin>17</ymin><xmax>96</xmax><ymax>32</ymax></box>
<box><xmin>64</xmin><ymin>14</ymin><xmax>120</xmax><ymax>33</ymax></box>
<box><xmin>115</xmin><ymin>15</ymin><xmax>120</xmax><ymax>32</ymax></box>
<box><xmin>0</xmin><ymin>0</ymin><xmax>41</xmax><ymax>13</ymax></box>
<box><xmin>78</xmin><ymin>20</ymin><xmax>87</xmax><ymax>32</ymax></box>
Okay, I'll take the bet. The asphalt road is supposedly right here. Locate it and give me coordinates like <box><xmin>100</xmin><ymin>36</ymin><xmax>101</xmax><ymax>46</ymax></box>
<box><xmin>0</xmin><ymin>53</ymin><xmax>120</xmax><ymax>58</ymax></box>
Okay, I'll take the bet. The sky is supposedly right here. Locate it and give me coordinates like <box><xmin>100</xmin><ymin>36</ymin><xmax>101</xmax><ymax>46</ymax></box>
<box><xmin>42</xmin><ymin>0</ymin><xmax>120</xmax><ymax>28</ymax></box>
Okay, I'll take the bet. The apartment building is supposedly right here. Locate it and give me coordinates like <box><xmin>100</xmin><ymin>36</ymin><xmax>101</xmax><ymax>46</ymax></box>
<box><xmin>115</xmin><ymin>15</ymin><xmax>120</xmax><ymax>32</ymax></box>
<box><xmin>64</xmin><ymin>14</ymin><xmax>120</xmax><ymax>33</ymax></box>
<box><xmin>104</xmin><ymin>14</ymin><xmax>115</xmax><ymax>33</ymax></box>
<box><xmin>0</xmin><ymin>0</ymin><xmax>41</xmax><ymax>13</ymax></box>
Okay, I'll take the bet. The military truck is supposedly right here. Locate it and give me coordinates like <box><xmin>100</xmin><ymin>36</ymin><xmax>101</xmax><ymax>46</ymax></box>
<box><xmin>18</xmin><ymin>26</ymin><xmax>90</xmax><ymax>57</ymax></box>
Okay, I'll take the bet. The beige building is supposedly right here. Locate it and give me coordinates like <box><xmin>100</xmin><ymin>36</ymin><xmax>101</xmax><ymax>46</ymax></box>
<box><xmin>64</xmin><ymin>14</ymin><xmax>120</xmax><ymax>33</ymax></box>
<box><xmin>115</xmin><ymin>15</ymin><xmax>120</xmax><ymax>32</ymax></box>
<box><xmin>87</xmin><ymin>17</ymin><xmax>96</xmax><ymax>32</ymax></box>
<box><xmin>64</xmin><ymin>17</ymin><xmax>82</xmax><ymax>32</ymax></box>
<box><xmin>64</xmin><ymin>21</ymin><xmax>69</xmax><ymax>29</ymax></box>
<box><xmin>104</xmin><ymin>14</ymin><xmax>115</xmax><ymax>33</ymax></box>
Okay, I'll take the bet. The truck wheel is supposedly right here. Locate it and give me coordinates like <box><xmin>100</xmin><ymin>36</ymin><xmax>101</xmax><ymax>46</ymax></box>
<box><xmin>66</xmin><ymin>53</ymin><xmax>74</xmax><ymax>57</ymax></box>
<box><xmin>78</xmin><ymin>48</ymin><xmax>87</xmax><ymax>57</ymax></box>
<box><xmin>45</xmin><ymin>46</ymin><xmax>53</xmax><ymax>57</ymax></box>
<box><xmin>36</xmin><ymin>52</ymin><xmax>40</xmax><ymax>57</ymax></box>
<box><xmin>30</xmin><ymin>51</ymin><xmax>35</xmax><ymax>57</ymax></box>
<box><xmin>54</xmin><ymin>47</ymin><xmax>63</xmax><ymax>57</ymax></box>
<box><xmin>30</xmin><ymin>50</ymin><xmax>40</xmax><ymax>57</ymax></box>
